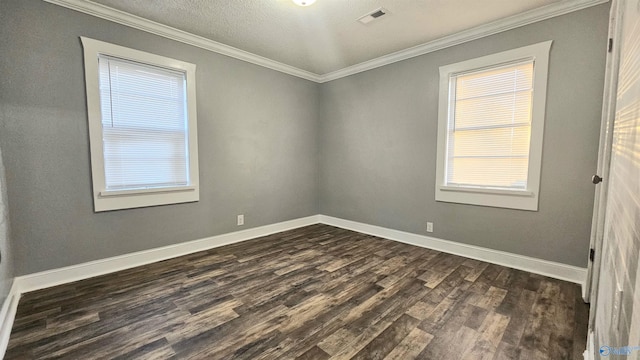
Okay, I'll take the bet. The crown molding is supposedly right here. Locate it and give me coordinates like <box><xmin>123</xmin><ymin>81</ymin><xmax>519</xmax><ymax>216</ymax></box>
<box><xmin>44</xmin><ymin>0</ymin><xmax>607</xmax><ymax>84</ymax></box>
<box><xmin>318</xmin><ymin>0</ymin><xmax>609</xmax><ymax>82</ymax></box>
<box><xmin>43</xmin><ymin>0</ymin><xmax>323</xmax><ymax>82</ymax></box>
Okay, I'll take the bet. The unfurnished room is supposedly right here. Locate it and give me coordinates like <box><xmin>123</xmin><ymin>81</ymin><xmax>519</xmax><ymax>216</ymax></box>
<box><xmin>0</xmin><ymin>0</ymin><xmax>639</xmax><ymax>359</ymax></box>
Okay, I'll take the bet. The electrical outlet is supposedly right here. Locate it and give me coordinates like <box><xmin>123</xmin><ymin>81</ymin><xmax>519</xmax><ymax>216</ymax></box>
<box><xmin>426</xmin><ymin>222</ymin><xmax>433</xmax><ymax>233</ymax></box>
<box><xmin>237</xmin><ymin>214</ymin><xmax>244</xmax><ymax>226</ymax></box>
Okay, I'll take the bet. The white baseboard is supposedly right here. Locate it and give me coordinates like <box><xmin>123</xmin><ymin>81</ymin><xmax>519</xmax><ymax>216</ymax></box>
<box><xmin>15</xmin><ymin>215</ymin><xmax>320</xmax><ymax>294</ymax></box>
<box><xmin>319</xmin><ymin>215</ymin><xmax>587</xmax><ymax>285</ymax></box>
<box><xmin>0</xmin><ymin>280</ymin><xmax>20</xmax><ymax>358</ymax></box>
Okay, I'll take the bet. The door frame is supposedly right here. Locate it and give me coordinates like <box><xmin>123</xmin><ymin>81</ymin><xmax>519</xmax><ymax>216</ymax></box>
<box><xmin>583</xmin><ymin>0</ymin><xmax>623</xmax><ymax>328</ymax></box>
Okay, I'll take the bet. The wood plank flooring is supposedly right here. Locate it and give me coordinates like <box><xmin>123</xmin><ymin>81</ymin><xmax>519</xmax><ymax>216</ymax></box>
<box><xmin>7</xmin><ymin>224</ymin><xmax>589</xmax><ymax>359</ymax></box>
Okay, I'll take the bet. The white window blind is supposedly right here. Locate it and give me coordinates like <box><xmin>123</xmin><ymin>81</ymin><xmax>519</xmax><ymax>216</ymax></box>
<box><xmin>98</xmin><ymin>55</ymin><xmax>190</xmax><ymax>191</ymax></box>
<box><xmin>446</xmin><ymin>60</ymin><xmax>534</xmax><ymax>190</ymax></box>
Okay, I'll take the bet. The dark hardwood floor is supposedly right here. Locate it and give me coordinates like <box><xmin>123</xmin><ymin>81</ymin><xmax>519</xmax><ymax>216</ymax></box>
<box><xmin>7</xmin><ymin>224</ymin><xmax>589</xmax><ymax>359</ymax></box>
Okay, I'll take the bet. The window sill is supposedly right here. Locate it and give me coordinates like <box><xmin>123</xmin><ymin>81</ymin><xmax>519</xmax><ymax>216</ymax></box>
<box><xmin>435</xmin><ymin>185</ymin><xmax>538</xmax><ymax>211</ymax></box>
<box><xmin>99</xmin><ymin>186</ymin><xmax>196</xmax><ymax>198</ymax></box>
<box><xmin>438</xmin><ymin>185</ymin><xmax>534</xmax><ymax>197</ymax></box>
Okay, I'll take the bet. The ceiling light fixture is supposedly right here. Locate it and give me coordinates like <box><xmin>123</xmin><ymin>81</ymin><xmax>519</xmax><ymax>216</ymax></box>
<box><xmin>292</xmin><ymin>0</ymin><xmax>316</xmax><ymax>6</ymax></box>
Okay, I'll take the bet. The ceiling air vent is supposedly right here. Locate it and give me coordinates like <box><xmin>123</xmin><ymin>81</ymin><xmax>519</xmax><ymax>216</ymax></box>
<box><xmin>357</xmin><ymin>8</ymin><xmax>389</xmax><ymax>24</ymax></box>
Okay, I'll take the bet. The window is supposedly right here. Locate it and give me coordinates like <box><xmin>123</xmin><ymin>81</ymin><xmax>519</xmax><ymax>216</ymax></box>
<box><xmin>81</xmin><ymin>37</ymin><xmax>199</xmax><ymax>212</ymax></box>
<box><xmin>435</xmin><ymin>41</ymin><xmax>551</xmax><ymax>211</ymax></box>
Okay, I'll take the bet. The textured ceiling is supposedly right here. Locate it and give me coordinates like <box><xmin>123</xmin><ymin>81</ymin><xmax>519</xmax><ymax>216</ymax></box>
<box><xmin>91</xmin><ymin>0</ymin><xmax>564</xmax><ymax>75</ymax></box>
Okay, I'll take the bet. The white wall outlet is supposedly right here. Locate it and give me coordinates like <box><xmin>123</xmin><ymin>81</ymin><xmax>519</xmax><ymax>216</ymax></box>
<box><xmin>426</xmin><ymin>222</ymin><xmax>434</xmax><ymax>233</ymax></box>
<box><xmin>237</xmin><ymin>214</ymin><xmax>244</xmax><ymax>226</ymax></box>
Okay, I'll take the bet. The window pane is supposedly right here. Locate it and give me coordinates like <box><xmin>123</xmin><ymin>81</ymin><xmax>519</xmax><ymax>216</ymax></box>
<box><xmin>454</xmin><ymin>90</ymin><xmax>532</xmax><ymax>129</ymax></box>
<box><xmin>455</xmin><ymin>63</ymin><xmax>533</xmax><ymax>100</ymax></box>
<box><xmin>98</xmin><ymin>55</ymin><xmax>189</xmax><ymax>191</ymax></box>
<box><xmin>103</xmin><ymin>128</ymin><xmax>188</xmax><ymax>190</ymax></box>
<box><xmin>451</xmin><ymin>126</ymin><xmax>531</xmax><ymax>158</ymax></box>
<box><xmin>446</xmin><ymin>61</ymin><xmax>534</xmax><ymax>190</ymax></box>
<box><xmin>448</xmin><ymin>158</ymin><xmax>529</xmax><ymax>189</ymax></box>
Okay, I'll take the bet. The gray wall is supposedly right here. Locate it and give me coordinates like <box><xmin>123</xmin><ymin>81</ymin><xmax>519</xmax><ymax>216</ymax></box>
<box><xmin>319</xmin><ymin>4</ymin><xmax>610</xmax><ymax>267</ymax></box>
<box><xmin>0</xmin><ymin>0</ymin><xmax>319</xmax><ymax>275</ymax></box>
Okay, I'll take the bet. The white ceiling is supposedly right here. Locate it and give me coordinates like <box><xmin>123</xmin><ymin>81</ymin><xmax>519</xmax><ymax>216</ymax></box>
<box><xmin>88</xmin><ymin>0</ymin><xmax>571</xmax><ymax>75</ymax></box>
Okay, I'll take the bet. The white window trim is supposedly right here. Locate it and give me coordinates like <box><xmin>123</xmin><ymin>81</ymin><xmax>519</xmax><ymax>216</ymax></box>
<box><xmin>435</xmin><ymin>41</ymin><xmax>552</xmax><ymax>211</ymax></box>
<box><xmin>81</xmin><ymin>37</ymin><xmax>200</xmax><ymax>212</ymax></box>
